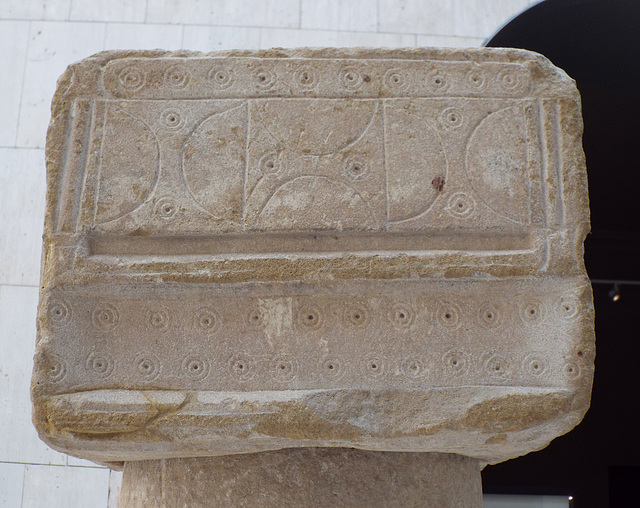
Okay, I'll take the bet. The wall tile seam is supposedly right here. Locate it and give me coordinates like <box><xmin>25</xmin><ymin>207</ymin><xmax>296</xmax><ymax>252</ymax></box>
<box><xmin>0</xmin><ymin>460</ymin><xmax>106</xmax><ymax>469</ymax></box>
<box><xmin>0</xmin><ymin>146</ymin><xmax>45</xmax><ymax>151</ymax></box>
<box><xmin>11</xmin><ymin>142</ymin><xmax>45</xmax><ymax>150</ymax></box>
<box><xmin>179</xmin><ymin>24</ymin><xmax>186</xmax><ymax>50</ymax></box>
<box><xmin>0</xmin><ymin>15</ymin><xmax>69</xmax><ymax>22</ymax></box>
<box><xmin>0</xmin><ymin>18</ymin><xmax>283</xmax><ymax>31</ymax></box>
<box><xmin>18</xmin><ymin>463</ymin><xmax>26</xmax><ymax>508</ymax></box>
<box><xmin>12</xmin><ymin>20</ymin><xmax>31</xmax><ymax>148</ymax></box>
<box><xmin>257</xmin><ymin>27</ymin><xmax>479</xmax><ymax>38</ymax></box>
<box><xmin>1</xmin><ymin>17</ymin><xmax>482</xmax><ymax>41</ymax></box>
<box><xmin>101</xmin><ymin>19</ymin><xmax>108</xmax><ymax>50</ymax></box>
<box><xmin>0</xmin><ymin>146</ymin><xmax>43</xmax><ymax>151</ymax></box>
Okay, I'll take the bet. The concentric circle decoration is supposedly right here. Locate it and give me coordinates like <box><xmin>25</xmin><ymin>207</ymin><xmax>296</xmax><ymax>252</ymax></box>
<box><xmin>339</xmin><ymin>67</ymin><xmax>365</xmax><ymax>91</ymax></box>
<box><xmin>91</xmin><ymin>304</ymin><xmax>119</xmax><ymax>331</ymax></box>
<box><xmin>447</xmin><ymin>192</ymin><xmax>475</xmax><ymax>218</ymax></box>
<box><xmin>164</xmin><ymin>65</ymin><xmax>190</xmax><ymax>89</ymax></box>
<box><xmin>228</xmin><ymin>354</ymin><xmax>255</xmax><ymax>381</ymax></box>
<box><xmin>208</xmin><ymin>67</ymin><xmax>234</xmax><ymax>89</ymax></box>
<box><xmin>269</xmin><ymin>354</ymin><xmax>297</xmax><ymax>382</ymax></box>
<box><xmin>182</xmin><ymin>355</ymin><xmax>210</xmax><ymax>380</ymax></box>
<box><xmin>86</xmin><ymin>352</ymin><xmax>115</xmax><ymax>378</ymax></box>
<box><xmin>118</xmin><ymin>66</ymin><xmax>145</xmax><ymax>90</ymax></box>
<box><xmin>443</xmin><ymin>350</ymin><xmax>469</xmax><ymax>377</ymax></box>
<box><xmin>194</xmin><ymin>307</ymin><xmax>221</xmax><ymax>332</ymax></box>
<box><xmin>135</xmin><ymin>353</ymin><xmax>161</xmax><ymax>380</ymax></box>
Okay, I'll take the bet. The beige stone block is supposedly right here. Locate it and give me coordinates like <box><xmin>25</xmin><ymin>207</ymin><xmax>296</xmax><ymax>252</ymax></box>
<box><xmin>31</xmin><ymin>48</ymin><xmax>593</xmax><ymax>467</ymax></box>
<box><xmin>120</xmin><ymin>449</ymin><xmax>482</xmax><ymax>507</ymax></box>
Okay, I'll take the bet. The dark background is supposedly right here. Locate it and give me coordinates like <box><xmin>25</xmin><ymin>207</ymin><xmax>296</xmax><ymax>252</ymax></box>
<box><xmin>481</xmin><ymin>1</ymin><xmax>640</xmax><ymax>506</ymax></box>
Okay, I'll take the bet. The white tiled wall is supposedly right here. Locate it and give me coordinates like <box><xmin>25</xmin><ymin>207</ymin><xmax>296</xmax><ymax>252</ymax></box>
<box><xmin>0</xmin><ymin>1</ymin><xmax>535</xmax><ymax>506</ymax></box>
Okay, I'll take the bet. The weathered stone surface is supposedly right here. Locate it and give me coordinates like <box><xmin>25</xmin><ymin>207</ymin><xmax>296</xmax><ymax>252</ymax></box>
<box><xmin>32</xmin><ymin>48</ymin><xmax>593</xmax><ymax>466</ymax></box>
<box><xmin>120</xmin><ymin>449</ymin><xmax>482</xmax><ymax>508</ymax></box>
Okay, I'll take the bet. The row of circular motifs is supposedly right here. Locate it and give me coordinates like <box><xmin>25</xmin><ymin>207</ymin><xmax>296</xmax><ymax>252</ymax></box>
<box><xmin>149</xmin><ymin>106</ymin><xmax>469</xmax><ymax>135</ymax></box>
<box><xmin>47</xmin><ymin>295</ymin><xmax>582</xmax><ymax>331</ymax></box>
<box><xmin>43</xmin><ymin>350</ymin><xmax>584</xmax><ymax>384</ymax></box>
<box><xmin>116</xmin><ymin>63</ymin><xmax>529</xmax><ymax>94</ymax></box>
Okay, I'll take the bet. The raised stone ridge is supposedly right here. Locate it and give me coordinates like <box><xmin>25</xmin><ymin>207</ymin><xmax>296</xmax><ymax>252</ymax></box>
<box><xmin>32</xmin><ymin>48</ymin><xmax>594</xmax><ymax>467</ymax></box>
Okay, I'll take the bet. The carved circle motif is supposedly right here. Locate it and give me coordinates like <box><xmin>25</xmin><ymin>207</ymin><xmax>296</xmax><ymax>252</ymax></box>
<box><xmin>49</xmin><ymin>299</ymin><xmax>71</xmax><ymax>325</ymax></box>
<box><xmin>135</xmin><ymin>353</ymin><xmax>161</xmax><ymax>380</ymax></box>
<box><xmin>207</xmin><ymin>67</ymin><xmax>234</xmax><ymax>89</ymax></box>
<box><xmin>401</xmin><ymin>357</ymin><xmax>424</xmax><ymax>378</ymax></box>
<box><xmin>182</xmin><ymin>355</ymin><xmax>210</xmax><ymax>380</ymax></box>
<box><xmin>466</xmin><ymin>69</ymin><xmax>486</xmax><ymax>89</ymax></box>
<box><xmin>339</xmin><ymin>67</ymin><xmax>365</xmax><ymax>91</ymax></box>
<box><xmin>91</xmin><ymin>304</ymin><xmax>119</xmax><ymax>330</ymax></box>
<box><xmin>485</xmin><ymin>354</ymin><xmax>510</xmax><ymax>380</ymax></box>
<box><xmin>246</xmin><ymin>307</ymin><xmax>267</xmax><ymax>329</ymax></box>
<box><xmin>154</xmin><ymin>196</ymin><xmax>179</xmax><ymax>220</ymax></box>
<box><xmin>148</xmin><ymin>310</ymin><xmax>170</xmax><ymax>331</ymax></box>
<box><xmin>478</xmin><ymin>303</ymin><xmax>503</xmax><ymax>328</ymax></box>
<box><xmin>383</xmin><ymin>69</ymin><xmax>410</xmax><ymax>92</ymax></box>
<box><xmin>269</xmin><ymin>354</ymin><xmax>297</xmax><ymax>382</ymax></box>
<box><xmin>299</xmin><ymin>307</ymin><xmax>323</xmax><ymax>329</ymax></box>
<box><xmin>389</xmin><ymin>303</ymin><xmax>415</xmax><ymax>328</ymax></box>
<box><xmin>118</xmin><ymin>66</ymin><xmax>145</xmax><ymax>90</ymax></box>
<box><xmin>439</xmin><ymin>107</ymin><xmax>464</xmax><ymax>129</ymax></box>
<box><xmin>228</xmin><ymin>354</ymin><xmax>255</xmax><ymax>381</ymax></box>
<box><xmin>443</xmin><ymin>350</ymin><xmax>469</xmax><ymax>377</ymax></box>
<box><xmin>294</xmin><ymin>66</ymin><xmax>318</xmax><ymax>88</ymax></box>
<box><xmin>86</xmin><ymin>352</ymin><xmax>115</xmax><ymax>377</ymax></box>
<box><xmin>259</xmin><ymin>152</ymin><xmax>281</xmax><ymax>175</ymax></box>
<box><xmin>520</xmin><ymin>300</ymin><xmax>546</xmax><ymax>324</ymax></box>
<box><xmin>114</xmin><ymin>62</ymin><xmax>532</xmax><ymax>97</ymax></box>
<box><xmin>365</xmin><ymin>355</ymin><xmax>387</xmax><ymax>378</ymax></box>
<box><xmin>164</xmin><ymin>65</ymin><xmax>190</xmax><ymax>89</ymax></box>
<box><xmin>194</xmin><ymin>307</ymin><xmax>220</xmax><ymax>332</ymax></box>
<box><xmin>497</xmin><ymin>69</ymin><xmax>522</xmax><ymax>91</ymax></box>
<box><xmin>344</xmin><ymin>303</ymin><xmax>370</xmax><ymax>327</ymax></box>
<box><xmin>253</xmin><ymin>67</ymin><xmax>277</xmax><ymax>89</ymax></box>
<box><xmin>321</xmin><ymin>358</ymin><xmax>343</xmax><ymax>379</ymax></box>
<box><xmin>554</xmin><ymin>295</ymin><xmax>581</xmax><ymax>320</ymax></box>
<box><xmin>160</xmin><ymin>108</ymin><xmax>184</xmax><ymax>130</ymax></box>
<box><xmin>46</xmin><ymin>354</ymin><xmax>67</xmax><ymax>382</ymax></box>
<box><xmin>523</xmin><ymin>354</ymin><xmax>548</xmax><ymax>377</ymax></box>
<box><xmin>343</xmin><ymin>157</ymin><xmax>369</xmax><ymax>180</ymax></box>
<box><xmin>562</xmin><ymin>361</ymin><xmax>580</xmax><ymax>379</ymax></box>
<box><xmin>425</xmin><ymin>69</ymin><xmax>450</xmax><ymax>92</ymax></box>
<box><xmin>437</xmin><ymin>301</ymin><xmax>461</xmax><ymax>328</ymax></box>
<box><xmin>447</xmin><ymin>192</ymin><xmax>475</xmax><ymax>218</ymax></box>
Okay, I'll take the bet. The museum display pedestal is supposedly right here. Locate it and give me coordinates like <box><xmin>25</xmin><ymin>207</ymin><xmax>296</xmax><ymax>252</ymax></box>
<box><xmin>120</xmin><ymin>450</ymin><xmax>482</xmax><ymax>507</ymax></box>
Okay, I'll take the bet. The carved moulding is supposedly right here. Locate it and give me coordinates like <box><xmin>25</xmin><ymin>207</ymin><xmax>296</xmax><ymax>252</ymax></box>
<box><xmin>32</xmin><ymin>48</ymin><xmax>593</xmax><ymax>467</ymax></box>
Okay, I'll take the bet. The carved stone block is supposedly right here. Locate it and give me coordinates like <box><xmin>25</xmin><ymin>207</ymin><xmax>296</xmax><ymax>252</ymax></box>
<box><xmin>32</xmin><ymin>48</ymin><xmax>593</xmax><ymax>466</ymax></box>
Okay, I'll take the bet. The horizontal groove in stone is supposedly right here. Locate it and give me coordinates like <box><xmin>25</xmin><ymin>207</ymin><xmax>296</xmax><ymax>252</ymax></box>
<box><xmin>87</xmin><ymin>231</ymin><xmax>534</xmax><ymax>257</ymax></box>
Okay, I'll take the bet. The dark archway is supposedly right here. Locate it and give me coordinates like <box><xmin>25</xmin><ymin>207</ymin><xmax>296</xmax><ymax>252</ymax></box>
<box><xmin>483</xmin><ymin>1</ymin><xmax>640</xmax><ymax>507</ymax></box>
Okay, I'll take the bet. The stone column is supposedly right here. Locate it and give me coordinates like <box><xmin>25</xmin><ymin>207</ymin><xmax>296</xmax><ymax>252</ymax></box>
<box><xmin>120</xmin><ymin>450</ymin><xmax>482</xmax><ymax>508</ymax></box>
<box><xmin>32</xmin><ymin>48</ymin><xmax>594</xmax><ymax>506</ymax></box>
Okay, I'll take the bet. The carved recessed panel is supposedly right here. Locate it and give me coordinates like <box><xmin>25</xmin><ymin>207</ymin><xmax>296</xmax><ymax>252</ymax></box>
<box><xmin>40</xmin><ymin>279</ymin><xmax>590</xmax><ymax>392</ymax></box>
<box><xmin>34</xmin><ymin>49</ymin><xmax>593</xmax><ymax>466</ymax></box>
<box><xmin>80</xmin><ymin>95</ymin><xmax>543</xmax><ymax>238</ymax></box>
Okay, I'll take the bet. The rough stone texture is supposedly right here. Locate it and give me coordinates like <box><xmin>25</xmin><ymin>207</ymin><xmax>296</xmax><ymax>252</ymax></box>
<box><xmin>119</xmin><ymin>449</ymin><xmax>482</xmax><ymax>508</ymax></box>
<box><xmin>31</xmin><ymin>48</ymin><xmax>594</xmax><ymax>467</ymax></box>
